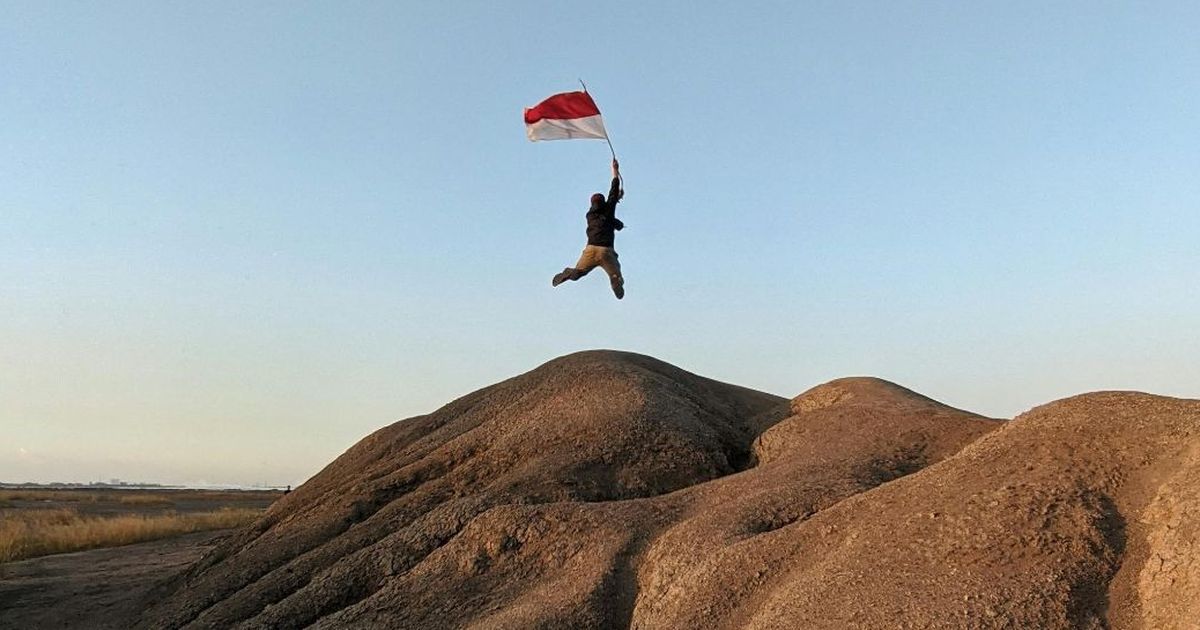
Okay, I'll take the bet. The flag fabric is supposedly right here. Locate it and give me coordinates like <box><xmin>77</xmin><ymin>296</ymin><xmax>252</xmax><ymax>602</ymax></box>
<box><xmin>524</xmin><ymin>91</ymin><xmax>609</xmax><ymax>142</ymax></box>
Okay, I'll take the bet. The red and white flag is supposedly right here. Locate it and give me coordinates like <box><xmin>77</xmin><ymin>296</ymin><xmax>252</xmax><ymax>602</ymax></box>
<box><xmin>524</xmin><ymin>91</ymin><xmax>609</xmax><ymax>142</ymax></box>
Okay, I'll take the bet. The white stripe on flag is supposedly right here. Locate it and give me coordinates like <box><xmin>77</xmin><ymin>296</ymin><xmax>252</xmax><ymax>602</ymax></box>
<box><xmin>526</xmin><ymin>114</ymin><xmax>608</xmax><ymax>142</ymax></box>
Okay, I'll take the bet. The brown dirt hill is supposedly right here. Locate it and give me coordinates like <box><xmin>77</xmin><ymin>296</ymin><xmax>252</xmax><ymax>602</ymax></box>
<box><xmin>736</xmin><ymin>391</ymin><xmax>1200</xmax><ymax>629</ymax></box>
<box><xmin>139</xmin><ymin>352</ymin><xmax>1200</xmax><ymax>629</ymax></box>
<box><xmin>137</xmin><ymin>350</ymin><xmax>787</xmax><ymax>629</ymax></box>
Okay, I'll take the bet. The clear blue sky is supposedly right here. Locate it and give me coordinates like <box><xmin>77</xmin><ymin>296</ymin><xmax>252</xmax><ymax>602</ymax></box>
<box><xmin>3</xmin><ymin>2</ymin><xmax>1197</xmax><ymax>486</ymax></box>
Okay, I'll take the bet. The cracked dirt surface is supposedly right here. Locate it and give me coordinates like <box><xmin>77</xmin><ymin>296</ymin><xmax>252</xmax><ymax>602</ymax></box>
<box><xmin>0</xmin><ymin>531</ymin><xmax>227</xmax><ymax>630</ymax></box>
<box><xmin>132</xmin><ymin>351</ymin><xmax>1198</xmax><ymax>629</ymax></box>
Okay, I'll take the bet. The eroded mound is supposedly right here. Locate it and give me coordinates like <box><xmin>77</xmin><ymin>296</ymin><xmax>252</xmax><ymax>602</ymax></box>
<box><xmin>140</xmin><ymin>353</ymin><xmax>1200</xmax><ymax>630</ymax></box>
<box><xmin>736</xmin><ymin>392</ymin><xmax>1200</xmax><ymax>629</ymax></box>
<box><xmin>138</xmin><ymin>350</ymin><xmax>787</xmax><ymax>628</ymax></box>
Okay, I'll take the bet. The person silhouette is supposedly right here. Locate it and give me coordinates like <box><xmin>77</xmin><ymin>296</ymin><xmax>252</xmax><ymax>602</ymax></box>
<box><xmin>552</xmin><ymin>159</ymin><xmax>626</xmax><ymax>299</ymax></box>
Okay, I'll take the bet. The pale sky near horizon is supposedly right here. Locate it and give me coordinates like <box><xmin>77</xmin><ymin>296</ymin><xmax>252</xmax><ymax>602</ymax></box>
<box><xmin>3</xmin><ymin>2</ymin><xmax>1198</xmax><ymax>486</ymax></box>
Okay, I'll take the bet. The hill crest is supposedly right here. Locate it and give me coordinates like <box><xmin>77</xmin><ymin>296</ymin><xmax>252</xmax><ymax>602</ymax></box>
<box><xmin>138</xmin><ymin>351</ymin><xmax>1199</xmax><ymax>630</ymax></box>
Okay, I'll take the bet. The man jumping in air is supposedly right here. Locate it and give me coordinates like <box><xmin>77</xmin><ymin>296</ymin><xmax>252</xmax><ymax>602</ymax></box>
<box><xmin>552</xmin><ymin>159</ymin><xmax>626</xmax><ymax>299</ymax></box>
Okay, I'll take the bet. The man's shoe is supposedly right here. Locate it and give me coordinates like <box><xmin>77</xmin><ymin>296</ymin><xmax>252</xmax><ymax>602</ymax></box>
<box><xmin>552</xmin><ymin>269</ymin><xmax>573</xmax><ymax>287</ymax></box>
<box><xmin>611</xmin><ymin>278</ymin><xmax>624</xmax><ymax>300</ymax></box>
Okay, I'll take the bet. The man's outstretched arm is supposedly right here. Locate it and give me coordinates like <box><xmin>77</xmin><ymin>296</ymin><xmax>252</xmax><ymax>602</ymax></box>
<box><xmin>608</xmin><ymin>159</ymin><xmax>623</xmax><ymax>209</ymax></box>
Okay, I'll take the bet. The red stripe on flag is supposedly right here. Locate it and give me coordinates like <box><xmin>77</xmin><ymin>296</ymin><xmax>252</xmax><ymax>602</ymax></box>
<box><xmin>523</xmin><ymin>91</ymin><xmax>601</xmax><ymax>125</ymax></box>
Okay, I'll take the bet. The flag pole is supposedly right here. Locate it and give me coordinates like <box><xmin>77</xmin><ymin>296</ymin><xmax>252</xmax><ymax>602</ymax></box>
<box><xmin>579</xmin><ymin>79</ymin><xmax>618</xmax><ymax>160</ymax></box>
<box><xmin>579</xmin><ymin>80</ymin><xmax>623</xmax><ymax>195</ymax></box>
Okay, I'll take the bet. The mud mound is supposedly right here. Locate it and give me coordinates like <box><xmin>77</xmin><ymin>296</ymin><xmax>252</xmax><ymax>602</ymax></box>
<box><xmin>140</xmin><ymin>353</ymin><xmax>1199</xmax><ymax>629</ymax></box>
<box><xmin>737</xmin><ymin>391</ymin><xmax>1200</xmax><ymax>629</ymax></box>
<box><xmin>138</xmin><ymin>350</ymin><xmax>786</xmax><ymax>629</ymax></box>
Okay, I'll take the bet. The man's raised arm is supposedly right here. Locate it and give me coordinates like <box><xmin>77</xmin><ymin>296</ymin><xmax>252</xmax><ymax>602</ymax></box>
<box><xmin>608</xmin><ymin>159</ymin><xmax>623</xmax><ymax>208</ymax></box>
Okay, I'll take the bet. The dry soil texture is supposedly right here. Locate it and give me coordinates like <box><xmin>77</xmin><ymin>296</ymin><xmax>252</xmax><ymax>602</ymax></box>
<box><xmin>0</xmin><ymin>531</ymin><xmax>226</xmax><ymax>629</ymax></box>
<box><xmin>137</xmin><ymin>350</ymin><xmax>1200</xmax><ymax>629</ymax></box>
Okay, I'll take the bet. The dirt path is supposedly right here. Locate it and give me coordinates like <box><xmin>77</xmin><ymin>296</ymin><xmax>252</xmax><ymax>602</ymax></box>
<box><xmin>0</xmin><ymin>530</ymin><xmax>227</xmax><ymax>629</ymax></box>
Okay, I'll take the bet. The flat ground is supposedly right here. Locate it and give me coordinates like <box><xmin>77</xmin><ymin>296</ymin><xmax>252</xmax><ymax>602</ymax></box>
<box><xmin>0</xmin><ymin>529</ymin><xmax>224</xmax><ymax>629</ymax></box>
<box><xmin>0</xmin><ymin>488</ymin><xmax>280</xmax><ymax>518</ymax></box>
<box><xmin>0</xmin><ymin>488</ymin><xmax>280</xmax><ymax>628</ymax></box>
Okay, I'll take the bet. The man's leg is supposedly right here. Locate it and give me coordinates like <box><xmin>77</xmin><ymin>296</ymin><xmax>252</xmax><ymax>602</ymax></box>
<box><xmin>552</xmin><ymin>267</ymin><xmax>579</xmax><ymax>286</ymax></box>
<box><xmin>552</xmin><ymin>247</ymin><xmax>600</xmax><ymax>287</ymax></box>
<box><xmin>599</xmin><ymin>249</ymin><xmax>624</xmax><ymax>299</ymax></box>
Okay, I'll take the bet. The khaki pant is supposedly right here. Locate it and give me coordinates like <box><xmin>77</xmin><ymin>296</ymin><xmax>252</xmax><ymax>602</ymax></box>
<box><xmin>571</xmin><ymin>245</ymin><xmax>623</xmax><ymax>286</ymax></box>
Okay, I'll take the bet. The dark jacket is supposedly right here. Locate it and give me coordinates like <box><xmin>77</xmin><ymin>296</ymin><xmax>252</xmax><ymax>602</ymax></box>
<box><xmin>585</xmin><ymin>177</ymin><xmax>624</xmax><ymax>247</ymax></box>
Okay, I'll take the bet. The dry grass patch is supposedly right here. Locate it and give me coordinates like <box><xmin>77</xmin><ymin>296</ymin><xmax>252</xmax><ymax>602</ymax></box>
<box><xmin>0</xmin><ymin>489</ymin><xmax>281</xmax><ymax>506</ymax></box>
<box><xmin>176</xmin><ymin>490</ymin><xmax>281</xmax><ymax>503</ymax></box>
<box><xmin>0</xmin><ymin>507</ymin><xmax>262</xmax><ymax>563</ymax></box>
<box><xmin>0</xmin><ymin>490</ymin><xmax>96</xmax><ymax>503</ymax></box>
<box><xmin>108</xmin><ymin>493</ymin><xmax>174</xmax><ymax>506</ymax></box>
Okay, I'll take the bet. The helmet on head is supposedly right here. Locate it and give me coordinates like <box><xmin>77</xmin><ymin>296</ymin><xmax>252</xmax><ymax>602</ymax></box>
<box><xmin>590</xmin><ymin>193</ymin><xmax>605</xmax><ymax>207</ymax></box>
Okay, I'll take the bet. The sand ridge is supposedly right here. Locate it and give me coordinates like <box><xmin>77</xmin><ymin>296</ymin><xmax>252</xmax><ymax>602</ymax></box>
<box><xmin>137</xmin><ymin>351</ymin><xmax>1200</xmax><ymax>629</ymax></box>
